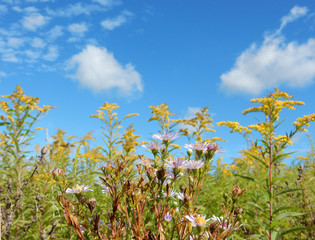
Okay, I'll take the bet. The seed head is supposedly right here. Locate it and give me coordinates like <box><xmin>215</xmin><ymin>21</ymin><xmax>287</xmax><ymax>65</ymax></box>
<box><xmin>234</xmin><ymin>206</ymin><xmax>244</xmax><ymax>215</ymax></box>
<box><xmin>87</xmin><ymin>197</ymin><xmax>97</xmax><ymax>212</ymax></box>
<box><xmin>209</xmin><ymin>220</ymin><xmax>221</xmax><ymax>233</ymax></box>
<box><xmin>52</xmin><ymin>167</ymin><xmax>65</xmax><ymax>180</ymax></box>
<box><xmin>156</xmin><ymin>167</ymin><xmax>166</xmax><ymax>181</ymax></box>
<box><xmin>232</xmin><ymin>186</ymin><xmax>246</xmax><ymax>196</ymax></box>
<box><xmin>41</xmin><ymin>146</ymin><xmax>48</xmax><ymax>156</ymax></box>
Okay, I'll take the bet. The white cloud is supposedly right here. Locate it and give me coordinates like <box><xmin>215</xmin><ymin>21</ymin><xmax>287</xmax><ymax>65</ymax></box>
<box><xmin>220</xmin><ymin>6</ymin><xmax>315</xmax><ymax>95</ymax></box>
<box><xmin>101</xmin><ymin>10</ymin><xmax>134</xmax><ymax>30</ymax></box>
<box><xmin>0</xmin><ymin>71</ymin><xmax>6</xmax><ymax>78</ymax></box>
<box><xmin>2</xmin><ymin>0</ymin><xmax>19</xmax><ymax>5</ymax></box>
<box><xmin>0</xmin><ymin>38</ymin><xmax>5</xmax><ymax>47</ymax></box>
<box><xmin>46</xmin><ymin>25</ymin><xmax>63</xmax><ymax>41</ymax></box>
<box><xmin>279</xmin><ymin>6</ymin><xmax>308</xmax><ymax>32</ymax></box>
<box><xmin>46</xmin><ymin>3</ymin><xmax>104</xmax><ymax>17</ymax></box>
<box><xmin>7</xmin><ymin>37</ymin><xmax>24</xmax><ymax>48</ymax></box>
<box><xmin>24</xmin><ymin>6</ymin><xmax>39</xmax><ymax>13</ymax></box>
<box><xmin>2</xmin><ymin>51</ymin><xmax>19</xmax><ymax>62</ymax></box>
<box><xmin>0</xmin><ymin>4</ymin><xmax>8</xmax><ymax>14</ymax></box>
<box><xmin>68</xmin><ymin>23</ymin><xmax>88</xmax><ymax>35</ymax></box>
<box><xmin>68</xmin><ymin>45</ymin><xmax>143</xmax><ymax>94</ymax></box>
<box><xmin>26</xmin><ymin>0</ymin><xmax>55</xmax><ymax>2</ymax></box>
<box><xmin>12</xmin><ymin>6</ymin><xmax>22</xmax><ymax>12</ymax></box>
<box><xmin>31</xmin><ymin>37</ymin><xmax>46</xmax><ymax>48</ymax></box>
<box><xmin>43</xmin><ymin>45</ymin><xmax>58</xmax><ymax>61</ymax></box>
<box><xmin>92</xmin><ymin>0</ymin><xmax>121</xmax><ymax>7</ymax></box>
<box><xmin>22</xmin><ymin>13</ymin><xmax>49</xmax><ymax>31</ymax></box>
<box><xmin>25</xmin><ymin>50</ymin><xmax>40</xmax><ymax>61</ymax></box>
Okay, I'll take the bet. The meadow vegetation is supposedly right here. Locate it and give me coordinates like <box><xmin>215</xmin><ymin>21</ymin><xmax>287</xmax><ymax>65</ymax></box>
<box><xmin>0</xmin><ymin>86</ymin><xmax>314</xmax><ymax>239</ymax></box>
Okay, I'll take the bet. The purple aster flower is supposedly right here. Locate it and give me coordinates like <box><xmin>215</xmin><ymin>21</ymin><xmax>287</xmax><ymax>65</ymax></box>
<box><xmin>66</xmin><ymin>184</ymin><xmax>93</xmax><ymax>194</ymax></box>
<box><xmin>163</xmin><ymin>212</ymin><xmax>172</xmax><ymax>222</ymax></box>
<box><xmin>137</xmin><ymin>158</ymin><xmax>152</xmax><ymax>167</ymax></box>
<box><xmin>184</xmin><ymin>160</ymin><xmax>204</xmax><ymax>169</ymax></box>
<box><xmin>166</xmin><ymin>171</ymin><xmax>175</xmax><ymax>179</ymax></box>
<box><xmin>184</xmin><ymin>142</ymin><xmax>209</xmax><ymax>153</ymax></box>
<box><xmin>152</xmin><ymin>131</ymin><xmax>179</xmax><ymax>141</ymax></box>
<box><xmin>177</xmin><ymin>192</ymin><xmax>191</xmax><ymax>201</ymax></box>
<box><xmin>206</xmin><ymin>143</ymin><xmax>224</xmax><ymax>153</ymax></box>
<box><xmin>101</xmin><ymin>184</ymin><xmax>109</xmax><ymax>193</ymax></box>
<box><xmin>162</xmin><ymin>189</ymin><xmax>178</xmax><ymax>198</ymax></box>
<box><xmin>142</xmin><ymin>142</ymin><xmax>165</xmax><ymax>150</ymax></box>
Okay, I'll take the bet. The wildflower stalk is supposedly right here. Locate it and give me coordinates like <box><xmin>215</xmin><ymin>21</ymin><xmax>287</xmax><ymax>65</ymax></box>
<box><xmin>218</xmin><ymin>88</ymin><xmax>315</xmax><ymax>239</ymax></box>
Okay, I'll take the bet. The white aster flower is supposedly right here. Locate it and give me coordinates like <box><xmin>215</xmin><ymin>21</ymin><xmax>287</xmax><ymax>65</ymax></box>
<box><xmin>162</xmin><ymin>189</ymin><xmax>178</xmax><ymax>198</ymax></box>
<box><xmin>137</xmin><ymin>158</ymin><xmax>152</xmax><ymax>167</ymax></box>
<box><xmin>184</xmin><ymin>160</ymin><xmax>204</xmax><ymax>169</ymax></box>
<box><xmin>101</xmin><ymin>184</ymin><xmax>109</xmax><ymax>193</ymax></box>
<box><xmin>185</xmin><ymin>142</ymin><xmax>209</xmax><ymax>153</ymax></box>
<box><xmin>66</xmin><ymin>184</ymin><xmax>93</xmax><ymax>194</ymax></box>
<box><xmin>177</xmin><ymin>192</ymin><xmax>191</xmax><ymax>201</ymax></box>
<box><xmin>165</xmin><ymin>157</ymin><xmax>186</xmax><ymax>169</ymax></box>
<box><xmin>141</xmin><ymin>142</ymin><xmax>165</xmax><ymax>150</ymax></box>
<box><xmin>185</xmin><ymin>214</ymin><xmax>210</xmax><ymax>227</ymax></box>
<box><xmin>166</xmin><ymin>171</ymin><xmax>175</xmax><ymax>179</ymax></box>
<box><xmin>152</xmin><ymin>131</ymin><xmax>179</xmax><ymax>141</ymax></box>
<box><xmin>210</xmin><ymin>215</ymin><xmax>231</xmax><ymax>230</ymax></box>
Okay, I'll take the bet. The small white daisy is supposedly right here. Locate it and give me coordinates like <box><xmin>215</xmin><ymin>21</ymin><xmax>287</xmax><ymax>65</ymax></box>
<box><xmin>66</xmin><ymin>184</ymin><xmax>93</xmax><ymax>194</ymax></box>
<box><xmin>184</xmin><ymin>160</ymin><xmax>204</xmax><ymax>169</ymax></box>
<box><xmin>185</xmin><ymin>214</ymin><xmax>210</xmax><ymax>227</ymax></box>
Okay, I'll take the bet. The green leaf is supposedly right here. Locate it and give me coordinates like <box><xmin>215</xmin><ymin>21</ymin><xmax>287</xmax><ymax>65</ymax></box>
<box><xmin>271</xmin><ymin>229</ymin><xmax>280</xmax><ymax>240</ymax></box>
<box><xmin>280</xmin><ymin>227</ymin><xmax>312</xmax><ymax>238</ymax></box>
<box><xmin>272</xmin><ymin>152</ymin><xmax>294</xmax><ymax>164</ymax></box>
<box><xmin>271</xmin><ymin>177</ymin><xmax>286</xmax><ymax>185</ymax></box>
<box><xmin>244</xmin><ymin>151</ymin><xmax>268</xmax><ymax>168</ymax></box>
<box><xmin>270</xmin><ymin>221</ymin><xmax>288</xmax><ymax>229</ymax></box>
<box><xmin>273</xmin><ymin>206</ymin><xmax>305</xmax><ymax>215</ymax></box>
<box><xmin>246</xmin><ymin>201</ymin><xmax>264</xmax><ymax>211</ymax></box>
<box><xmin>273</xmin><ymin>212</ymin><xmax>306</xmax><ymax>222</ymax></box>
<box><xmin>275</xmin><ymin>188</ymin><xmax>303</xmax><ymax>197</ymax></box>
<box><xmin>253</xmin><ymin>217</ymin><xmax>269</xmax><ymax>235</ymax></box>
<box><xmin>234</xmin><ymin>174</ymin><xmax>264</xmax><ymax>188</ymax></box>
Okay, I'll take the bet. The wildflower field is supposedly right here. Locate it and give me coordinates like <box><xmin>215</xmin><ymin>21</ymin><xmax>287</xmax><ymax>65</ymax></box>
<box><xmin>0</xmin><ymin>86</ymin><xmax>314</xmax><ymax>240</ymax></box>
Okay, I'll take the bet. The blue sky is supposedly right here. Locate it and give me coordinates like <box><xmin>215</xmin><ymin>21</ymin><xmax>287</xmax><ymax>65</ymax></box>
<box><xmin>1</xmin><ymin>0</ymin><xmax>315</xmax><ymax>163</ymax></box>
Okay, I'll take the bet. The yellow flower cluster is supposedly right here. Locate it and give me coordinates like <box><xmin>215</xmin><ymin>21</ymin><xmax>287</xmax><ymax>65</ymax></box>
<box><xmin>243</xmin><ymin>88</ymin><xmax>304</xmax><ymax>121</ymax></box>
<box><xmin>120</xmin><ymin>124</ymin><xmax>140</xmax><ymax>154</ymax></box>
<box><xmin>217</xmin><ymin>121</ymin><xmax>252</xmax><ymax>135</ymax></box>
<box><xmin>248</xmin><ymin>122</ymin><xmax>271</xmax><ymax>135</ymax></box>
<box><xmin>0</xmin><ymin>101</ymin><xmax>9</xmax><ymax>112</ymax></box>
<box><xmin>0</xmin><ymin>85</ymin><xmax>56</xmax><ymax>116</ymax></box>
<box><xmin>293</xmin><ymin>114</ymin><xmax>315</xmax><ymax>132</ymax></box>
<box><xmin>209</xmin><ymin>136</ymin><xmax>227</xmax><ymax>142</ymax></box>
<box><xmin>169</xmin><ymin>143</ymin><xmax>181</xmax><ymax>150</ymax></box>
<box><xmin>175</xmin><ymin>107</ymin><xmax>217</xmax><ymax>142</ymax></box>
<box><xmin>91</xmin><ymin>102</ymin><xmax>119</xmax><ymax>120</ymax></box>
<box><xmin>272</xmin><ymin>135</ymin><xmax>293</xmax><ymax>145</ymax></box>
<box><xmin>100</xmin><ymin>102</ymin><xmax>119</xmax><ymax>114</ymax></box>
<box><xmin>81</xmin><ymin>149</ymin><xmax>101</xmax><ymax>163</ymax></box>
<box><xmin>91</xmin><ymin>102</ymin><xmax>139</xmax><ymax>122</ymax></box>
<box><xmin>148</xmin><ymin>103</ymin><xmax>175</xmax><ymax>129</ymax></box>
<box><xmin>222</xmin><ymin>163</ymin><xmax>233</xmax><ymax>179</ymax></box>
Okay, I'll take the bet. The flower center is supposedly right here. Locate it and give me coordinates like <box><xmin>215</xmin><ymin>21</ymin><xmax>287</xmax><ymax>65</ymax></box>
<box><xmin>73</xmin><ymin>186</ymin><xmax>84</xmax><ymax>192</ymax></box>
<box><xmin>195</xmin><ymin>216</ymin><xmax>206</xmax><ymax>225</ymax></box>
